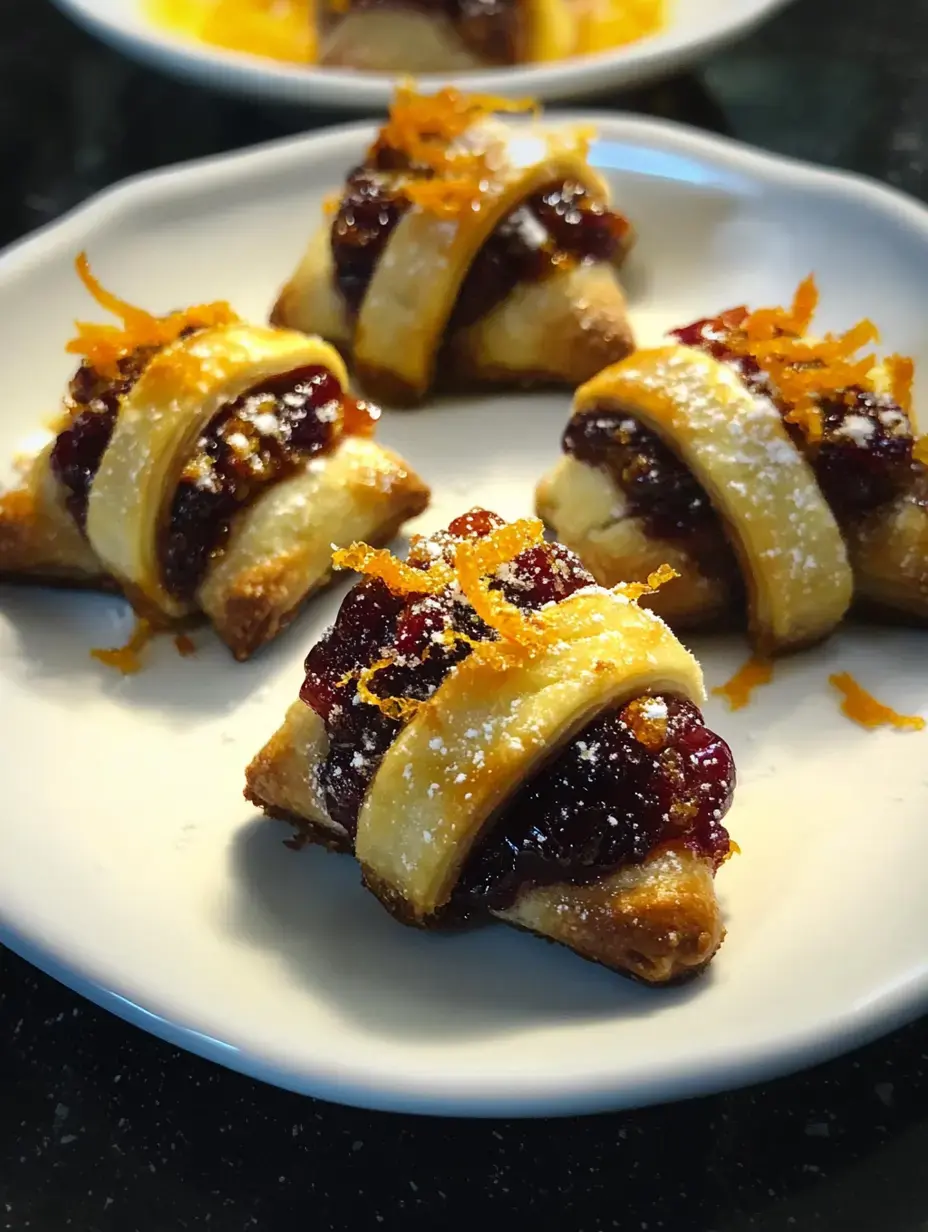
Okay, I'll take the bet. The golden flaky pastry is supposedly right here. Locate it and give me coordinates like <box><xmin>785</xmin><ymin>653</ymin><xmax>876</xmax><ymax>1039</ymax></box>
<box><xmin>246</xmin><ymin>510</ymin><xmax>736</xmax><ymax>985</ymax></box>
<box><xmin>537</xmin><ymin>279</ymin><xmax>928</xmax><ymax>655</ymax></box>
<box><xmin>271</xmin><ymin>87</ymin><xmax>635</xmax><ymax>404</ymax></box>
<box><xmin>0</xmin><ymin>257</ymin><xmax>429</xmax><ymax>662</ymax></box>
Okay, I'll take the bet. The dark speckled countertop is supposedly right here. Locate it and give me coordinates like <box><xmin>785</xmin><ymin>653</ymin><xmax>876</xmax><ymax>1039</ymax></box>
<box><xmin>2</xmin><ymin>1</ymin><xmax>928</xmax><ymax>1228</ymax></box>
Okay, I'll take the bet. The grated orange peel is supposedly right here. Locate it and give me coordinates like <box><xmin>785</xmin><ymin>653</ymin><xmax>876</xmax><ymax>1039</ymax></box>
<box><xmin>454</xmin><ymin>517</ymin><xmax>548</xmax><ymax>648</ymax></box>
<box><xmin>352</xmin><ymin>657</ymin><xmax>422</xmax><ymax>723</ymax></box>
<box><xmin>332</xmin><ymin>542</ymin><xmax>453</xmax><ymax>595</ymax></box>
<box><xmin>715</xmin><ymin>275</ymin><xmax>913</xmax><ymax>445</ymax></box>
<box><xmin>615</xmin><ymin>563</ymin><xmax>678</xmax><ymax>603</ymax></box>
<box><xmin>372</xmin><ymin>85</ymin><xmax>537</xmax><ymax>217</ymax></box>
<box><xmin>67</xmin><ymin>253</ymin><xmax>239</xmax><ymax>379</ymax></box>
<box><xmin>91</xmin><ymin>617</ymin><xmax>154</xmax><ymax>675</ymax></box>
<box><xmin>332</xmin><ymin>518</ymin><xmax>680</xmax><ymax>723</ymax></box>
<box><xmin>829</xmin><ymin>672</ymin><xmax>925</xmax><ymax>732</ymax></box>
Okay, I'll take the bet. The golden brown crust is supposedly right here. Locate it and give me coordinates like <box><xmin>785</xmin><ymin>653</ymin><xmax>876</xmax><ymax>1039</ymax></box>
<box><xmin>244</xmin><ymin>700</ymin><xmax>346</xmax><ymax>840</ymax></box>
<box><xmin>848</xmin><ymin>488</ymin><xmax>928</xmax><ymax>620</ymax></box>
<box><xmin>317</xmin><ymin>0</ymin><xmax>575</xmax><ymax>70</ymax></box>
<box><xmin>443</xmin><ymin>263</ymin><xmax>634</xmax><ymax>391</ymax></box>
<box><xmin>200</xmin><ymin>439</ymin><xmax>430</xmax><ymax>660</ymax></box>
<box><xmin>0</xmin><ymin>450</ymin><xmax>106</xmax><ymax>585</ymax></box>
<box><xmin>495</xmin><ymin>848</ymin><xmax>725</xmax><ymax>984</ymax></box>
<box><xmin>319</xmin><ymin>8</ymin><xmax>487</xmax><ymax>70</ymax></box>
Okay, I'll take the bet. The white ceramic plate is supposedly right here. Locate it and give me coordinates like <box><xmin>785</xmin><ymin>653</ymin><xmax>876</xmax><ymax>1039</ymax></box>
<box><xmin>50</xmin><ymin>0</ymin><xmax>795</xmax><ymax>108</ymax></box>
<box><xmin>2</xmin><ymin>116</ymin><xmax>928</xmax><ymax>1117</ymax></box>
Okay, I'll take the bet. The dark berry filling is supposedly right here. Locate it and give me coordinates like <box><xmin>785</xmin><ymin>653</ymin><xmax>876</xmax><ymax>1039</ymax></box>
<box><xmin>331</xmin><ymin>169</ymin><xmax>631</xmax><ymax>330</ymax></box>
<box><xmin>323</xmin><ymin>0</ymin><xmax>522</xmax><ymax>64</ymax></box>
<box><xmin>50</xmin><ymin>343</ymin><xmax>167</xmax><ymax>530</ymax></box>
<box><xmin>564</xmin><ymin>406</ymin><xmax>714</xmax><ymax>541</ymax></box>
<box><xmin>459</xmin><ymin>695</ymin><xmax>734</xmax><ymax>910</ymax></box>
<box><xmin>299</xmin><ymin>510</ymin><xmax>734</xmax><ymax>906</ymax></box>
<box><xmin>331</xmin><ymin>168</ymin><xmax>411</xmax><ymax>316</ymax></box>
<box><xmin>161</xmin><ymin>366</ymin><xmax>377</xmax><ymax>602</ymax></box>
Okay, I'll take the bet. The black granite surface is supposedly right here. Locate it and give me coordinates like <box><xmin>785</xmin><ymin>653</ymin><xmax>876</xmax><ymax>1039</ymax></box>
<box><xmin>2</xmin><ymin>0</ymin><xmax>928</xmax><ymax>1228</ymax></box>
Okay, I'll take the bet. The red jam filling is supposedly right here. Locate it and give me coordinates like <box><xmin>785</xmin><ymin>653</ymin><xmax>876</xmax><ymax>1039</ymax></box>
<box><xmin>50</xmin><ymin>341</ymin><xmax>179</xmax><ymax>530</ymax></box>
<box><xmin>331</xmin><ymin>169</ymin><xmax>631</xmax><ymax>328</ymax></box>
<box><xmin>299</xmin><ymin>510</ymin><xmax>734</xmax><ymax>908</ymax></box>
<box><xmin>324</xmin><ymin>0</ymin><xmax>522</xmax><ymax>64</ymax></box>
<box><xmin>161</xmin><ymin>365</ymin><xmax>377</xmax><ymax>601</ymax></box>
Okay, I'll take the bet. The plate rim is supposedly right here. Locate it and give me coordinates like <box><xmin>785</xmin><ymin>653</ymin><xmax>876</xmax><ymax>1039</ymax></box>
<box><xmin>49</xmin><ymin>0</ymin><xmax>798</xmax><ymax>107</ymax></box>
<box><xmin>2</xmin><ymin>112</ymin><xmax>928</xmax><ymax>1116</ymax></box>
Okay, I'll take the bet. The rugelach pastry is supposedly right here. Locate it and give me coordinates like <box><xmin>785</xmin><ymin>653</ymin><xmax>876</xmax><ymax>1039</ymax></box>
<box><xmin>537</xmin><ymin>278</ymin><xmax>928</xmax><ymax>655</ymax></box>
<box><xmin>272</xmin><ymin>87</ymin><xmax>636</xmax><ymax>403</ymax></box>
<box><xmin>0</xmin><ymin>256</ymin><xmax>429</xmax><ymax>660</ymax></box>
<box><xmin>246</xmin><ymin>510</ymin><xmax>736</xmax><ymax>984</ymax></box>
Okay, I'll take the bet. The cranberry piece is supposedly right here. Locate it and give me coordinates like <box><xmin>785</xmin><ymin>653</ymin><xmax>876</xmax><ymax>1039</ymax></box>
<box><xmin>447</xmin><ymin>509</ymin><xmax>505</xmax><ymax>539</ymax></box>
<box><xmin>331</xmin><ymin>169</ymin><xmax>410</xmax><ymax>315</ymax></box>
<box><xmin>534</xmin><ymin>181</ymin><xmax>631</xmax><ymax>263</ymax></box>
<box><xmin>811</xmin><ymin>388</ymin><xmax>914</xmax><ymax>519</ymax></box>
<box><xmin>496</xmin><ymin>542</ymin><xmax>593</xmax><ymax>608</ymax></box>
<box><xmin>301</xmin><ymin>579</ymin><xmax>404</xmax><ymax>724</ymax></box>
<box><xmin>50</xmin><ymin>406</ymin><xmax>119</xmax><ymax>530</ymax></box>
<box><xmin>394</xmin><ymin>597</ymin><xmax>450</xmax><ymax>659</ymax></box>
<box><xmin>563</xmin><ymin>405</ymin><xmax>715</xmax><ymax>540</ymax></box>
<box><xmin>162</xmin><ymin>365</ymin><xmax>352</xmax><ymax>602</ymax></box>
<box><xmin>458</xmin><ymin>697</ymin><xmax>734</xmax><ymax>909</ymax></box>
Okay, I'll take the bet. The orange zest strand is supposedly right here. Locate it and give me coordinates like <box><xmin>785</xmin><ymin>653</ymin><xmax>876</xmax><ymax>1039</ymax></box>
<box><xmin>91</xmin><ymin>618</ymin><xmax>154</xmax><ymax>676</ymax></box>
<box><xmin>67</xmin><ymin>253</ymin><xmax>239</xmax><ymax>378</ymax></box>
<box><xmin>721</xmin><ymin>839</ymin><xmax>741</xmax><ymax>864</ymax></box>
<box><xmin>715</xmin><ymin>274</ymin><xmax>913</xmax><ymax>445</ymax></box>
<box><xmin>332</xmin><ymin>542</ymin><xmax>453</xmax><ymax>595</ymax></box>
<box><xmin>378</xmin><ymin>85</ymin><xmax>536</xmax><ymax>171</ymax></box>
<box><xmin>712</xmin><ymin>656</ymin><xmax>774</xmax><ymax>711</ymax></box>
<box><xmin>454</xmin><ymin>518</ymin><xmax>547</xmax><ymax>647</ymax></box>
<box><xmin>887</xmin><ymin>353</ymin><xmax>915</xmax><ymax>413</ymax></box>
<box><xmin>829</xmin><ymin>672</ymin><xmax>925</xmax><ymax>732</ymax></box>
<box><xmin>351</xmin><ymin>656</ymin><xmax>422</xmax><ymax>723</ymax></box>
<box><xmin>372</xmin><ymin>85</ymin><xmax>537</xmax><ymax>216</ymax></box>
<box><xmin>623</xmin><ymin>697</ymin><xmax>669</xmax><ymax>752</ymax></box>
<box><xmin>616</xmin><ymin>563</ymin><xmax>678</xmax><ymax>602</ymax></box>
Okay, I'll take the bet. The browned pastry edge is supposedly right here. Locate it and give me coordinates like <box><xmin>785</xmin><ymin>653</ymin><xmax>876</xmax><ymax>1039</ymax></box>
<box><xmin>248</xmin><ymin>743</ymin><xmax>723</xmax><ymax>988</ymax></box>
<box><xmin>242</xmin><ymin>791</ymin><xmax>353</xmax><ymax>855</ymax></box>
<box><xmin>502</xmin><ymin>916</ymin><xmax>721</xmax><ymax>988</ymax></box>
<box><xmin>217</xmin><ymin>492</ymin><xmax>430</xmax><ymax>661</ymax></box>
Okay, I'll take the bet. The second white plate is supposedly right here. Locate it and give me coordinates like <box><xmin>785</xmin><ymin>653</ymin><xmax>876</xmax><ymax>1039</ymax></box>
<box><xmin>51</xmin><ymin>0</ymin><xmax>795</xmax><ymax>107</ymax></box>
<box><xmin>1</xmin><ymin>115</ymin><xmax>927</xmax><ymax>1115</ymax></box>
